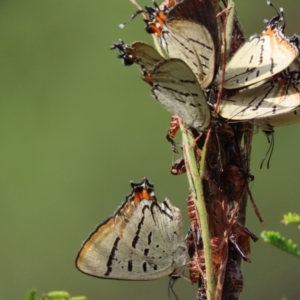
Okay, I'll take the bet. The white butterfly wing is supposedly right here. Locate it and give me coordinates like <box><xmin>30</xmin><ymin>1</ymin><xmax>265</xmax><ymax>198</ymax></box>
<box><xmin>150</xmin><ymin>199</ymin><xmax>182</xmax><ymax>245</ymax></box>
<box><xmin>151</xmin><ymin>199</ymin><xmax>187</xmax><ymax>274</ymax></box>
<box><xmin>149</xmin><ymin>58</ymin><xmax>211</xmax><ymax>130</ymax></box>
<box><xmin>114</xmin><ymin>199</ymin><xmax>186</xmax><ymax>279</ymax></box>
<box><xmin>76</xmin><ymin>179</ymin><xmax>187</xmax><ymax>280</ymax></box>
<box><xmin>75</xmin><ymin>217</ymin><xmax>151</xmax><ymax>280</ymax></box>
<box><xmin>129</xmin><ymin>42</ymin><xmax>164</xmax><ymax>70</ymax></box>
<box><xmin>220</xmin><ymin>76</ymin><xmax>300</xmax><ymax>120</ymax></box>
<box><xmin>224</xmin><ymin>28</ymin><xmax>298</xmax><ymax>89</ymax></box>
<box><xmin>162</xmin><ymin>20</ymin><xmax>216</xmax><ymax>88</ymax></box>
<box><xmin>258</xmin><ymin>107</ymin><xmax>300</xmax><ymax>133</ymax></box>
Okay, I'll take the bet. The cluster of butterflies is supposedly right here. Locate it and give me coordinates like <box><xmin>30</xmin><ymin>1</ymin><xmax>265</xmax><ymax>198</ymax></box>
<box><xmin>75</xmin><ymin>0</ymin><xmax>299</xmax><ymax>292</ymax></box>
<box><xmin>111</xmin><ymin>0</ymin><xmax>300</xmax><ymax>137</ymax></box>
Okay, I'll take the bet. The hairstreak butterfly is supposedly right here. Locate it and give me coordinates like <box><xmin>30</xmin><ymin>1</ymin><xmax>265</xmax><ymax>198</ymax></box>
<box><xmin>219</xmin><ymin>58</ymin><xmax>300</xmax><ymax>121</ymax></box>
<box><xmin>223</xmin><ymin>1</ymin><xmax>299</xmax><ymax>89</ymax></box>
<box><xmin>75</xmin><ymin>178</ymin><xmax>187</xmax><ymax>280</ymax></box>
<box><xmin>143</xmin><ymin>58</ymin><xmax>211</xmax><ymax>131</ymax></box>
<box><xmin>124</xmin><ymin>0</ymin><xmax>219</xmax><ymax>88</ymax></box>
<box><xmin>112</xmin><ymin>41</ymin><xmax>211</xmax><ymax>131</ymax></box>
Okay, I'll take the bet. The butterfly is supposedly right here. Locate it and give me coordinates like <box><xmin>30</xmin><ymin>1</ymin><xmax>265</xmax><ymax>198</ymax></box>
<box><xmin>143</xmin><ymin>58</ymin><xmax>211</xmax><ymax>131</ymax></box>
<box><xmin>112</xmin><ymin>41</ymin><xmax>211</xmax><ymax>131</ymax></box>
<box><xmin>75</xmin><ymin>178</ymin><xmax>187</xmax><ymax>280</ymax></box>
<box><xmin>219</xmin><ymin>58</ymin><xmax>300</xmax><ymax>121</ymax></box>
<box><xmin>136</xmin><ymin>0</ymin><xmax>219</xmax><ymax>88</ymax></box>
<box><xmin>223</xmin><ymin>1</ymin><xmax>299</xmax><ymax>89</ymax></box>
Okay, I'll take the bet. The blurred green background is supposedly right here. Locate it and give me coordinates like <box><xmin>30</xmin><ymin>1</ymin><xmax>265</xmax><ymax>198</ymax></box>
<box><xmin>1</xmin><ymin>0</ymin><xmax>300</xmax><ymax>299</ymax></box>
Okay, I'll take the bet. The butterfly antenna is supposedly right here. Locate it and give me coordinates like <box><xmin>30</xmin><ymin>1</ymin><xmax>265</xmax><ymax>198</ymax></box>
<box><xmin>266</xmin><ymin>131</ymin><xmax>274</xmax><ymax>169</ymax></box>
<box><xmin>119</xmin><ymin>10</ymin><xmax>146</xmax><ymax>28</ymax></box>
<box><xmin>168</xmin><ymin>275</ymin><xmax>179</xmax><ymax>300</ymax></box>
<box><xmin>119</xmin><ymin>0</ymin><xmax>148</xmax><ymax>28</ymax></box>
<box><xmin>279</xmin><ymin>7</ymin><xmax>285</xmax><ymax>31</ymax></box>
<box><xmin>260</xmin><ymin>130</ymin><xmax>274</xmax><ymax>169</ymax></box>
<box><xmin>266</xmin><ymin>1</ymin><xmax>285</xmax><ymax>31</ymax></box>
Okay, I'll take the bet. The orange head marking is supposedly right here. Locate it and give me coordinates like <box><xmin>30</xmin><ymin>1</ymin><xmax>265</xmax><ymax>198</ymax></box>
<box><xmin>146</xmin><ymin>22</ymin><xmax>163</xmax><ymax>36</ymax></box>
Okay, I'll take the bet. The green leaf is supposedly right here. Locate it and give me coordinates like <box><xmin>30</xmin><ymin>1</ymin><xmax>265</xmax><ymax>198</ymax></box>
<box><xmin>281</xmin><ymin>213</ymin><xmax>300</xmax><ymax>226</ymax></box>
<box><xmin>26</xmin><ymin>290</ymin><xmax>87</xmax><ymax>300</ymax></box>
<box><xmin>42</xmin><ymin>291</ymin><xmax>70</xmax><ymax>300</ymax></box>
<box><xmin>25</xmin><ymin>290</ymin><xmax>37</xmax><ymax>300</ymax></box>
<box><xmin>261</xmin><ymin>231</ymin><xmax>300</xmax><ymax>258</ymax></box>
